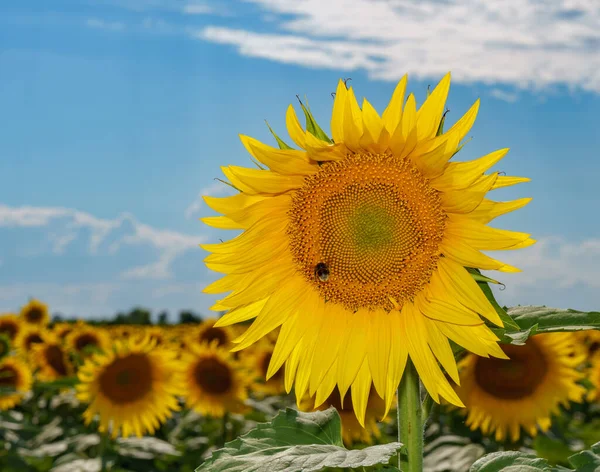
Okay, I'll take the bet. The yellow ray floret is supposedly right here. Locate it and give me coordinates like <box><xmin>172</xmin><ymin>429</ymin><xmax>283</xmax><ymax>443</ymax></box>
<box><xmin>201</xmin><ymin>73</ymin><xmax>533</xmax><ymax>425</ymax></box>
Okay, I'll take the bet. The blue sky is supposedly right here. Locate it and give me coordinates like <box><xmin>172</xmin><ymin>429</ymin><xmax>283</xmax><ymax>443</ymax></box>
<box><xmin>1</xmin><ymin>0</ymin><xmax>599</xmax><ymax>320</ymax></box>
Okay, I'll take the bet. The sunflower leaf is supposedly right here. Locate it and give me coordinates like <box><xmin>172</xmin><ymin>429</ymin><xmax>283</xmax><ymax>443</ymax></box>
<box><xmin>469</xmin><ymin>451</ymin><xmax>562</xmax><ymax>471</ymax></box>
<box><xmin>567</xmin><ymin>441</ymin><xmax>600</xmax><ymax>471</ymax></box>
<box><xmin>297</xmin><ymin>97</ymin><xmax>334</xmax><ymax>144</ymax></box>
<box><xmin>507</xmin><ymin>306</ymin><xmax>600</xmax><ymax>333</ymax></box>
<box><xmin>196</xmin><ymin>407</ymin><xmax>401</xmax><ymax>472</ymax></box>
<box><xmin>467</xmin><ymin>268</ymin><xmax>520</xmax><ymax>332</ymax></box>
<box><xmin>494</xmin><ymin>323</ymin><xmax>538</xmax><ymax>346</ymax></box>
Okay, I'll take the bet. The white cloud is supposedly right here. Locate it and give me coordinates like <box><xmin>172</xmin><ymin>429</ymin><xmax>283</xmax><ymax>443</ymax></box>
<box><xmin>197</xmin><ymin>0</ymin><xmax>600</xmax><ymax>93</ymax></box>
<box><xmin>0</xmin><ymin>204</ymin><xmax>205</xmax><ymax>280</ymax></box>
<box><xmin>489</xmin><ymin>89</ymin><xmax>519</xmax><ymax>103</ymax></box>
<box><xmin>182</xmin><ymin>3</ymin><xmax>213</xmax><ymax>15</ymax></box>
<box><xmin>85</xmin><ymin>18</ymin><xmax>126</xmax><ymax>31</ymax></box>
<box><xmin>185</xmin><ymin>181</ymin><xmax>235</xmax><ymax>219</ymax></box>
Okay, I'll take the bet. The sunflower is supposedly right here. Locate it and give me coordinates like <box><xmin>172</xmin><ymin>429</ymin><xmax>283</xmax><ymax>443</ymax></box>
<box><xmin>180</xmin><ymin>341</ymin><xmax>250</xmax><ymax>417</ymax></box>
<box><xmin>0</xmin><ymin>314</ymin><xmax>22</xmax><ymax>342</ymax></box>
<box><xmin>201</xmin><ymin>73</ymin><xmax>534</xmax><ymax>423</ymax></box>
<box><xmin>31</xmin><ymin>336</ymin><xmax>73</xmax><ymax>381</ymax></box>
<box><xmin>248</xmin><ymin>342</ymin><xmax>286</xmax><ymax>396</ymax></box>
<box><xmin>0</xmin><ymin>335</ymin><xmax>11</xmax><ymax>360</ymax></box>
<box><xmin>577</xmin><ymin>329</ymin><xmax>600</xmax><ymax>358</ymax></box>
<box><xmin>139</xmin><ymin>326</ymin><xmax>167</xmax><ymax>346</ymax></box>
<box><xmin>587</xmin><ymin>350</ymin><xmax>600</xmax><ymax>402</ymax></box>
<box><xmin>188</xmin><ymin>319</ymin><xmax>234</xmax><ymax>348</ymax></box>
<box><xmin>66</xmin><ymin>325</ymin><xmax>110</xmax><ymax>358</ymax></box>
<box><xmin>0</xmin><ymin>356</ymin><xmax>33</xmax><ymax>410</ymax></box>
<box><xmin>455</xmin><ymin>332</ymin><xmax>586</xmax><ymax>442</ymax></box>
<box><xmin>76</xmin><ymin>337</ymin><xmax>183</xmax><ymax>438</ymax></box>
<box><xmin>19</xmin><ymin>299</ymin><xmax>50</xmax><ymax>326</ymax></box>
<box><xmin>300</xmin><ymin>386</ymin><xmax>386</xmax><ymax>446</ymax></box>
<box><xmin>14</xmin><ymin>325</ymin><xmax>48</xmax><ymax>356</ymax></box>
<box><xmin>52</xmin><ymin>322</ymin><xmax>76</xmax><ymax>341</ymax></box>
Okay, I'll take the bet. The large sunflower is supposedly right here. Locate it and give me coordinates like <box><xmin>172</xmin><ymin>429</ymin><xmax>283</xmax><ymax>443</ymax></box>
<box><xmin>76</xmin><ymin>337</ymin><xmax>182</xmax><ymax>438</ymax></box>
<box><xmin>0</xmin><ymin>314</ymin><xmax>22</xmax><ymax>342</ymax></box>
<box><xmin>19</xmin><ymin>299</ymin><xmax>50</xmax><ymax>326</ymax></box>
<box><xmin>179</xmin><ymin>341</ymin><xmax>250</xmax><ymax>417</ymax></box>
<box><xmin>31</xmin><ymin>336</ymin><xmax>73</xmax><ymax>381</ymax></box>
<box><xmin>201</xmin><ymin>73</ymin><xmax>533</xmax><ymax>423</ymax></box>
<box><xmin>66</xmin><ymin>325</ymin><xmax>110</xmax><ymax>358</ymax></box>
<box><xmin>455</xmin><ymin>332</ymin><xmax>586</xmax><ymax>442</ymax></box>
<box><xmin>0</xmin><ymin>356</ymin><xmax>33</xmax><ymax>410</ymax></box>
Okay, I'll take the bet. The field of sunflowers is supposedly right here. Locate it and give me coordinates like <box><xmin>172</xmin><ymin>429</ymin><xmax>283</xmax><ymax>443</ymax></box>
<box><xmin>1</xmin><ymin>298</ymin><xmax>599</xmax><ymax>472</ymax></box>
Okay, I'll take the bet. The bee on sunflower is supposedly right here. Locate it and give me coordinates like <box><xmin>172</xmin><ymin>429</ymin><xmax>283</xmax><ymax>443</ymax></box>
<box><xmin>19</xmin><ymin>299</ymin><xmax>50</xmax><ymax>327</ymax></box>
<box><xmin>179</xmin><ymin>341</ymin><xmax>250</xmax><ymax>418</ymax></box>
<box><xmin>454</xmin><ymin>332</ymin><xmax>586</xmax><ymax>442</ymax></box>
<box><xmin>201</xmin><ymin>73</ymin><xmax>533</xmax><ymax>423</ymax></box>
<box><xmin>76</xmin><ymin>337</ymin><xmax>183</xmax><ymax>438</ymax></box>
<box><xmin>0</xmin><ymin>356</ymin><xmax>33</xmax><ymax>410</ymax></box>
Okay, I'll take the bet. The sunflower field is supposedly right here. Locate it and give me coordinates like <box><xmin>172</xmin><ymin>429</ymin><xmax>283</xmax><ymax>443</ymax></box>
<box><xmin>3</xmin><ymin>75</ymin><xmax>600</xmax><ymax>472</ymax></box>
<box><xmin>1</xmin><ymin>297</ymin><xmax>599</xmax><ymax>472</ymax></box>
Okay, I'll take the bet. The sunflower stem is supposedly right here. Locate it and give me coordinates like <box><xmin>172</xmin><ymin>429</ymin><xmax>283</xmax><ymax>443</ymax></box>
<box><xmin>220</xmin><ymin>412</ymin><xmax>229</xmax><ymax>447</ymax></box>
<box><xmin>397</xmin><ymin>359</ymin><xmax>423</xmax><ymax>472</ymax></box>
<box><xmin>99</xmin><ymin>432</ymin><xmax>109</xmax><ymax>471</ymax></box>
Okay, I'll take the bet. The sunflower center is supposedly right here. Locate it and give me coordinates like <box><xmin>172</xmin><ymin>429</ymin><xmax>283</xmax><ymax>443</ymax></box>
<box><xmin>75</xmin><ymin>334</ymin><xmax>99</xmax><ymax>352</ymax></box>
<box><xmin>475</xmin><ymin>341</ymin><xmax>549</xmax><ymax>399</ymax></box>
<box><xmin>194</xmin><ymin>357</ymin><xmax>233</xmax><ymax>395</ymax></box>
<box><xmin>0</xmin><ymin>366</ymin><xmax>17</xmax><ymax>387</ymax></box>
<box><xmin>0</xmin><ymin>322</ymin><xmax>18</xmax><ymax>340</ymax></box>
<box><xmin>99</xmin><ymin>353</ymin><xmax>153</xmax><ymax>404</ymax></box>
<box><xmin>26</xmin><ymin>308</ymin><xmax>44</xmax><ymax>323</ymax></box>
<box><xmin>45</xmin><ymin>345</ymin><xmax>69</xmax><ymax>376</ymax></box>
<box><xmin>200</xmin><ymin>327</ymin><xmax>228</xmax><ymax>346</ymax></box>
<box><xmin>288</xmin><ymin>153</ymin><xmax>446</xmax><ymax>311</ymax></box>
<box><xmin>25</xmin><ymin>334</ymin><xmax>43</xmax><ymax>350</ymax></box>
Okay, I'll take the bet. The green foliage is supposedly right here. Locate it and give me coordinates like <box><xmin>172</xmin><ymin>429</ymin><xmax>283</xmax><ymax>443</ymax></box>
<box><xmin>508</xmin><ymin>306</ymin><xmax>600</xmax><ymax>333</ymax></box>
<box><xmin>265</xmin><ymin>120</ymin><xmax>294</xmax><ymax>150</ymax></box>
<box><xmin>197</xmin><ymin>408</ymin><xmax>401</xmax><ymax>472</ymax></box>
<box><xmin>470</xmin><ymin>442</ymin><xmax>600</xmax><ymax>471</ymax></box>
<box><xmin>297</xmin><ymin>97</ymin><xmax>333</xmax><ymax>143</ymax></box>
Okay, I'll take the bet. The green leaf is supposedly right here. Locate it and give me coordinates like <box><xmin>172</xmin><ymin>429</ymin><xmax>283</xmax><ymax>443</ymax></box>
<box><xmin>35</xmin><ymin>377</ymin><xmax>79</xmax><ymax>390</ymax></box>
<box><xmin>265</xmin><ymin>120</ymin><xmax>293</xmax><ymax>150</ymax></box>
<box><xmin>493</xmin><ymin>324</ymin><xmax>539</xmax><ymax>346</ymax></box>
<box><xmin>467</xmin><ymin>268</ymin><xmax>520</xmax><ymax>332</ymax></box>
<box><xmin>196</xmin><ymin>408</ymin><xmax>401</xmax><ymax>472</ymax></box>
<box><xmin>507</xmin><ymin>306</ymin><xmax>600</xmax><ymax>333</ymax></box>
<box><xmin>534</xmin><ymin>435</ymin><xmax>578</xmax><ymax>466</ymax></box>
<box><xmin>568</xmin><ymin>442</ymin><xmax>600</xmax><ymax>471</ymax></box>
<box><xmin>469</xmin><ymin>451</ymin><xmax>558</xmax><ymax>471</ymax></box>
<box><xmin>297</xmin><ymin>97</ymin><xmax>333</xmax><ymax>143</ymax></box>
<box><xmin>436</xmin><ymin>110</ymin><xmax>449</xmax><ymax>137</ymax></box>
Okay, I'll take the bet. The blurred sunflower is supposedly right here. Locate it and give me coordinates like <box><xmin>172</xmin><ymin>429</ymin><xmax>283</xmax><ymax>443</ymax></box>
<box><xmin>455</xmin><ymin>332</ymin><xmax>586</xmax><ymax>443</ymax></box>
<box><xmin>587</xmin><ymin>351</ymin><xmax>600</xmax><ymax>402</ymax></box>
<box><xmin>0</xmin><ymin>356</ymin><xmax>33</xmax><ymax>410</ymax></box>
<box><xmin>76</xmin><ymin>337</ymin><xmax>182</xmax><ymax>438</ymax></box>
<box><xmin>180</xmin><ymin>341</ymin><xmax>250</xmax><ymax>417</ymax></box>
<box><xmin>52</xmin><ymin>322</ymin><xmax>76</xmax><ymax>341</ymax></box>
<box><xmin>66</xmin><ymin>325</ymin><xmax>110</xmax><ymax>358</ymax></box>
<box><xmin>19</xmin><ymin>299</ymin><xmax>50</xmax><ymax>326</ymax></box>
<box><xmin>577</xmin><ymin>329</ymin><xmax>600</xmax><ymax>358</ymax></box>
<box><xmin>248</xmin><ymin>342</ymin><xmax>286</xmax><ymax>396</ymax></box>
<box><xmin>0</xmin><ymin>314</ymin><xmax>22</xmax><ymax>342</ymax></box>
<box><xmin>0</xmin><ymin>335</ymin><xmax>10</xmax><ymax>360</ymax></box>
<box><xmin>14</xmin><ymin>325</ymin><xmax>47</xmax><ymax>356</ymax></box>
<box><xmin>141</xmin><ymin>326</ymin><xmax>167</xmax><ymax>346</ymax></box>
<box><xmin>190</xmin><ymin>319</ymin><xmax>234</xmax><ymax>348</ymax></box>
<box><xmin>300</xmin><ymin>386</ymin><xmax>386</xmax><ymax>446</ymax></box>
<box><xmin>32</xmin><ymin>336</ymin><xmax>73</xmax><ymax>381</ymax></box>
<box><xmin>201</xmin><ymin>73</ymin><xmax>533</xmax><ymax>423</ymax></box>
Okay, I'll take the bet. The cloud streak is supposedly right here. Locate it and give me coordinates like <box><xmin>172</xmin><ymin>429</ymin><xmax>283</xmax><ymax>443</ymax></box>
<box><xmin>197</xmin><ymin>0</ymin><xmax>600</xmax><ymax>93</ymax></box>
<box><xmin>0</xmin><ymin>204</ymin><xmax>204</xmax><ymax>279</ymax></box>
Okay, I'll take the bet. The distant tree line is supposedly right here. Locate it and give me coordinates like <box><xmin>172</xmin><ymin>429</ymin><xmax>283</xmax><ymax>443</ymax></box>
<box><xmin>50</xmin><ymin>307</ymin><xmax>209</xmax><ymax>326</ymax></box>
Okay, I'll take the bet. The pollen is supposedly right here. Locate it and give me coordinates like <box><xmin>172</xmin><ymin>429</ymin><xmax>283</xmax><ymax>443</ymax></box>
<box><xmin>288</xmin><ymin>152</ymin><xmax>446</xmax><ymax>311</ymax></box>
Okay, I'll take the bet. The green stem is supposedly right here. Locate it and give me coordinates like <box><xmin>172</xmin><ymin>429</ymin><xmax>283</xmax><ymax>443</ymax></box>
<box><xmin>100</xmin><ymin>433</ymin><xmax>109</xmax><ymax>471</ymax></box>
<box><xmin>219</xmin><ymin>413</ymin><xmax>229</xmax><ymax>448</ymax></box>
<box><xmin>397</xmin><ymin>359</ymin><xmax>423</xmax><ymax>472</ymax></box>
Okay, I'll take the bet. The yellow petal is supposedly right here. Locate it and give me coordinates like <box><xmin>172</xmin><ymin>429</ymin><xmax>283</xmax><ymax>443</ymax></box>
<box><xmin>314</xmin><ymin>360</ymin><xmax>338</xmax><ymax>408</ymax></box>
<box><xmin>203</xmin><ymin>193</ymin><xmax>265</xmax><ymax>215</ymax></box>
<box><xmin>416</xmin><ymin>72</ymin><xmax>451</xmax><ymax>141</ymax></box>
<box><xmin>351</xmin><ymin>359</ymin><xmax>372</xmax><ymax>427</ymax></box>
<box><xmin>359</xmin><ymin>98</ymin><xmax>384</xmax><ymax>151</ymax></box>
<box><xmin>410</xmin><ymin>132</ymin><xmax>459</xmax><ymax>179</ymax></box>
<box><xmin>440</xmin><ymin>236</ymin><xmax>521</xmax><ymax>272</ymax></box>
<box><xmin>331</xmin><ymin>79</ymin><xmax>348</xmax><ymax>143</ymax></box>
<box><xmin>366</xmin><ymin>309</ymin><xmax>391</xmax><ymax>399</ymax></box>
<box><xmin>240</xmin><ymin>135</ymin><xmax>316</xmax><ymax>175</ymax></box>
<box><xmin>444</xmin><ymin>98</ymin><xmax>479</xmax><ymax>144</ymax></box>
<box><xmin>491</xmin><ymin>175</ymin><xmax>531</xmax><ymax>190</ymax></box>
<box><xmin>384</xmin><ymin>310</ymin><xmax>408</xmax><ymax>417</ymax></box>
<box><xmin>469</xmin><ymin>198</ymin><xmax>533</xmax><ymax>224</ymax></box>
<box><xmin>343</xmin><ymin>87</ymin><xmax>363</xmax><ymax>151</ymax></box>
<box><xmin>223</xmin><ymin>166</ymin><xmax>306</xmax><ymax>195</ymax></box>
<box><xmin>389</xmin><ymin>93</ymin><xmax>417</xmax><ymax>157</ymax></box>
<box><xmin>200</xmin><ymin>216</ymin><xmax>242</xmax><ymax>229</ymax></box>
<box><xmin>286</xmin><ymin>104</ymin><xmax>307</xmax><ymax>149</ymax></box>
<box><xmin>382</xmin><ymin>75</ymin><xmax>407</xmax><ymax>134</ymax></box>
<box><xmin>431</xmin><ymin>148</ymin><xmax>509</xmax><ymax>191</ymax></box>
<box><xmin>213</xmin><ymin>298</ymin><xmax>268</xmax><ymax>327</ymax></box>
<box><xmin>445</xmin><ymin>215</ymin><xmax>530</xmax><ymax>250</ymax></box>
<box><xmin>336</xmin><ymin>309</ymin><xmax>369</xmax><ymax>400</ymax></box>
